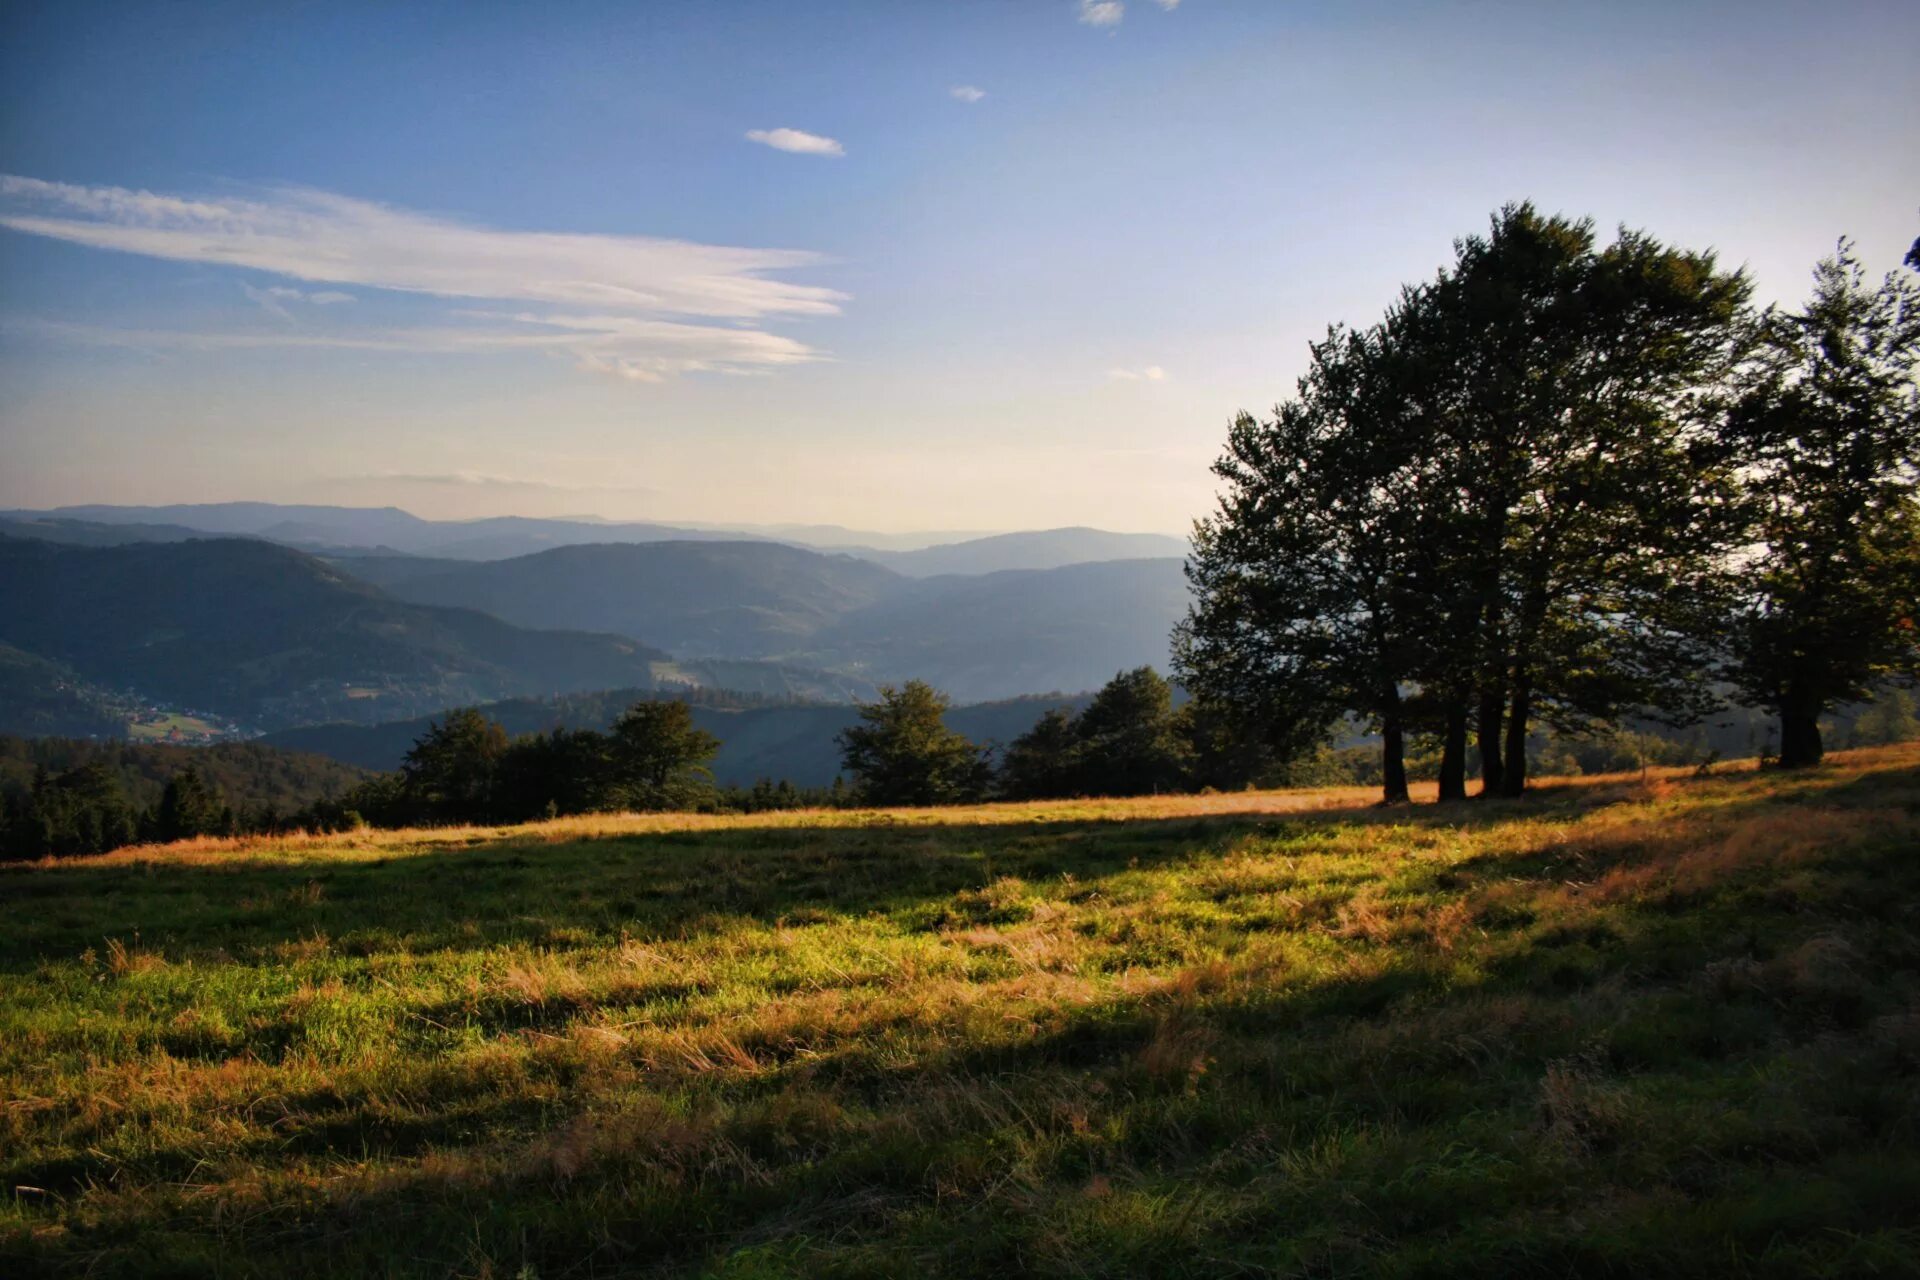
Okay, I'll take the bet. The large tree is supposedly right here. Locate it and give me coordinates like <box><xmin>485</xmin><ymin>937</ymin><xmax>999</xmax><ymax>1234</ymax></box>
<box><xmin>1178</xmin><ymin>325</ymin><xmax>1430</xmax><ymax>803</ymax></box>
<box><xmin>1727</xmin><ymin>243</ymin><xmax>1920</xmax><ymax>766</ymax></box>
<box><xmin>607</xmin><ymin>700</ymin><xmax>721</xmax><ymax>811</ymax></box>
<box><xmin>1181</xmin><ymin>205</ymin><xmax>1750</xmax><ymax>799</ymax></box>
<box><xmin>837</xmin><ymin>681</ymin><xmax>991</xmax><ymax>806</ymax></box>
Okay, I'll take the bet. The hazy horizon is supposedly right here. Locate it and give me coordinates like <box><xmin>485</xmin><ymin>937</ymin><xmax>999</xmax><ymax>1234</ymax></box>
<box><xmin>4</xmin><ymin>0</ymin><xmax>1917</xmax><ymax>530</ymax></box>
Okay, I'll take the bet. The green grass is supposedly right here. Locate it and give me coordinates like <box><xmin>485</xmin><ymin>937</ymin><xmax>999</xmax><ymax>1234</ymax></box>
<box><xmin>4</xmin><ymin>751</ymin><xmax>1919</xmax><ymax>1277</ymax></box>
<box><xmin>125</xmin><ymin>713</ymin><xmax>220</xmax><ymax>743</ymax></box>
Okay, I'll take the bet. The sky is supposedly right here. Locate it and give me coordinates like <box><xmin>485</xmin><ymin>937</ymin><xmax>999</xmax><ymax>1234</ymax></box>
<box><xmin>2</xmin><ymin>0</ymin><xmax>1916</xmax><ymax>535</ymax></box>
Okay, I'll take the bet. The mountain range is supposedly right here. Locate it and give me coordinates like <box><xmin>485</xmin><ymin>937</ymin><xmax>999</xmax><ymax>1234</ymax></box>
<box><xmin>0</xmin><ymin>503</ymin><xmax>1194</xmax><ymax>770</ymax></box>
<box><xmin>6</xmin><ymin>504</ymin><xmax>1187</xmax><ymax>571</ymax></box>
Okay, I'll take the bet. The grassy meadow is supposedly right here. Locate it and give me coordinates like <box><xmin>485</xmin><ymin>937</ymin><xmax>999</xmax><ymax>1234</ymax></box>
<box><xmin>4</xmin><ymin>748</ymin><xmax>1919</xmax><ymax>1277</ymax></box>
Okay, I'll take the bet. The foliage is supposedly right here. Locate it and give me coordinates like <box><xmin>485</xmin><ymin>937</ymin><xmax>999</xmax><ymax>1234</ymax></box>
<box><xmin>1726</xmin><ymin>242</ymin><xmax>1920</xmax><ymax>766</ymax></box>
<box><xmin>2</xmin><ymin>747</ymin><xmax>1918</xmax><ymax>1275</ymax></box>
<box><xmin>1002</xmin><ymin>667</ymin><xmax>1193</xmax><ymax>798</ymax></box>
<box><xmin>1182</xmin><ymin>203</ymin><xmax>1755</xmax><ymax>800</ymax></box>
<box><xmin>837</xmin><ymin>680</ymin><xmax>992</xmax><ymax>805</ymax></box>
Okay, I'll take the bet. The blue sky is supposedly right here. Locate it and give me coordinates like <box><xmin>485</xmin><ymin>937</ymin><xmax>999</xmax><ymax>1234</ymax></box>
<box><xmin>2</xmin><ymin>0</ymin><xmax>1916</xmax><ymax>533</ymax></box>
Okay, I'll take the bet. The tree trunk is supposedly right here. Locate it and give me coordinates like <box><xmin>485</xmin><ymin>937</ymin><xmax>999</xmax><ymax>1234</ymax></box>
<box><xmin>1438</xmin><ymin>699</ymin><xmax>1469</xmax><ymax>802</ymax></box>
<box><xmin>1500</xmin><ymin>679</ymin><xmax>1531</xmax><ymax>797</ymax></box>
<box><xmin>1778</xmin><ymin>686</ymin><xmax>1825</xmax><ymax>768</ymax></box>
<box><xmin>1380</xmin><ymin>695</ymin><xmax>1410</xmax><ymax>805</ymax></box>
<box><xmin>1477</xmin><ymin>688</ymin><xmax>1504</xmax><ymax>796</ymax></box>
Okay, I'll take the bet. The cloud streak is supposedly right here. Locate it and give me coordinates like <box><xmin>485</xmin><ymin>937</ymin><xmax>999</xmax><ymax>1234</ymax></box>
<box><xmin>0</xmin><ymin>174</ymin><xmax>844</xmax><ymax>382</ymax></box>
<box><xmin>1078</xmin><ymin>1</ymin><xmax>1125</xmax><ymax>27</ymax></box>
<box><xmin>745</xmin><ymin>128</ymin><xmax>845</xmax><ymax>157</ymax></box>
<box><xmin>949</xmin><ymin>85</ymin><xmax>986</xmax><ymax>103</ymax></box>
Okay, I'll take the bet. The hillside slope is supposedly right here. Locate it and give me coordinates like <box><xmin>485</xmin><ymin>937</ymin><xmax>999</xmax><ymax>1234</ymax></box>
<box><xmin>844</xmin><ymin>526</ymin><xmax>1188</xmax><ymax>576</ymax></box>
<box><xmin>343</xmin><ymin>541</ymin><xmax>903</xmax><ymax>658</ymax></box>
<box><xmin>0</xmin><ymin>536</ymin><xmax>680</xmax><ymax>728</ymax></box>
<box><xmin>341</xmin><ymin>543</ymin><xmax>1189</xmax><ymax>700</ymax></box>
<box><xmin>4</xmin><ymin>748</ymin><xmax>1917</xmax><ymax>1276</ymax></box>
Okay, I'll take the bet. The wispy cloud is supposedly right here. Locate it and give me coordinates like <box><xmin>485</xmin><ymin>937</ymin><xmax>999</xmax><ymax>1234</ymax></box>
<box><xmin>745</xmin><ymin>127</ymin><xmax>845</xmax><ymax>157</ymax></box>
<box><xmin>0</xmin><ymin>174</ymin><xmax>843</xmax><ymax>383</ymax></box>
<box><xmin>9</xmin><ymin>310</ymin><xmax>823</xmax><ymax>380</ymax></box>
<box><xmin>949</xmin><ymin>85</ymin><xmax>986</xmax><ymax>104</ymax></box>
<box><xmin>1153</xmin><ymin>0</ymin><xmax>1181</xmax><ymax>9</ymax></box>
<box><xmin>1078</xmin><ymin>1</ymin><xmax>1125</xmax><ymax>27</ymax></box>
<box><xmin>1108</xmin><ymin>365</ymin><xmax>1167</xmax><ymax>381</ymax></box>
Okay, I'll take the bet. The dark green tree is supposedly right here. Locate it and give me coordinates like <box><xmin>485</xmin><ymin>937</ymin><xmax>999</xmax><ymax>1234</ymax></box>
<box><xmin>1177</xmin><ymin>324</ymin><xmax>1432</xmax><ymax>804</ymax></box>
<box><xmin>399</xmin><ymin>708</ymin><xmax>509</xmax><ymax>823</ymax></box>
<box><xmin>999</xmin><ymin>708</ymin><xmax>1083</xmax><ymax>799</ymax></box>
<box><xmin>1183</xmin><ymin>204</ymin><xmax>1751</xmax><ymax>800</ymax></box>
<box><xmin>607</xmin><ymin>700</ymin><xmax>721</xmax><ymax>811</ymax></box>
<box><xmin>1727</xmin><ymin>243</ymin><xmax>1920</xmax><ymax>766</ymax></box>
<box><xmin>1071</xmin><ymin>667</ymin><xmax>1190</xmax><ymax>796</ymax></box>
<box><xmin>152</xmin><ymin>764</ymin><xmax>228</xmax><ymax>842</ymax></box>
<box><xmin>837</xmin><ymin>681</ymin><xmax>991</xmax><ymax>806</ymax></box>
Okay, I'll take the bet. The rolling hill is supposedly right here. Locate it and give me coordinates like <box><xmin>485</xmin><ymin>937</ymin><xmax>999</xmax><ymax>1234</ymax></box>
<box><xmin>335</xmin><ymin>542</ymin><xmax>1189</xmax><ymax>701</ymax></box>
<box><xmin>841</xmin><ymin>526</ymin><xmax>1188</xmax><ymax>576</ymax></box>
<box><xmin>339</xmin><ymin>541</ymin><xmax>902</xmax><ymax>658</ymax></box>
<box><xmin>0</xmin><ymin>536</ymin><xmax>693</xmax><ymax>729</ymax></box>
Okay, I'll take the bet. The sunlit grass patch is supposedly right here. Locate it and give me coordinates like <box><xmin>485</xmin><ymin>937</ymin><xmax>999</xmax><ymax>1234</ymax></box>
<box><xmin>2</xmin><ymin>744</ymin><xmax>1917</xmax><ymax>1277</ymax></box>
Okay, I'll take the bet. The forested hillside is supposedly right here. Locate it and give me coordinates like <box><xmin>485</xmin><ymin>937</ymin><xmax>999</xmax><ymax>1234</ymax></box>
<box><xmin>0</xmin><ymin>536</ymin><xmax>679</xmax><ymax>728</ymax></box>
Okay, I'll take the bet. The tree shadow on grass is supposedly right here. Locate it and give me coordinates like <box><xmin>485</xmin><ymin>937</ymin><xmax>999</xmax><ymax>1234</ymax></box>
<box><xmin>11</xmin><ymin>770</ymin><xmax>1916</xmax><ymax>1280</ymax></box>
<box><xmin>4</xmin><ymin>759</ymin><xmax>1911</xmax><ymax>975</ymax></box>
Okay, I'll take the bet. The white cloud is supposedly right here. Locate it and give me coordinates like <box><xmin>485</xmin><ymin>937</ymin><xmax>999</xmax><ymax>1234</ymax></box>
<box><xmin>0</xmin><ymin>174</ymin><xmax>842</xmax><ymax>320</ymax></box>
<box><xmin>744</xmin><ymin>128</ymin><xmax>846</xmax><ymax>157</ymax></box>
<box><xmin>0</xmin><ymin>174</ymin><xmax>843</xmax><ymax>385</ymax></box>
<box><xmin>1078</xmin><ymin>1</ymin><xmax>1125</xmax><ymax>27</ymax></box>
<box><xmin>9</xmin><ymin>310</ymin><xmax>825</xmax><ymax>381</ymax></box>
<box><xmin>949</xmin><ymin>85</ymin><xmax>986</xmax><ymax>104</ymax></box>
<box><xmin>1153</xmin><ymin>0</ymin><xmax>1180</xmax><ymax>9</ymax></box>
<box><xmin>1108</xmin><ymin>365</ymin><xmax>1167</xmax><ymax>381</ymax></box>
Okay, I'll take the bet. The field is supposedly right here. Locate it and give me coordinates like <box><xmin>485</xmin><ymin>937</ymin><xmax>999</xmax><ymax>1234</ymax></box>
<box><xmin>126</xmin><ymin>714</ymin><xmax>223</xmax><ymax>744</ymax></box>
<box><xmin>3</xmin><ymin>749</ymin><xmax>1918</xmax><ymax>1277</ymax></box>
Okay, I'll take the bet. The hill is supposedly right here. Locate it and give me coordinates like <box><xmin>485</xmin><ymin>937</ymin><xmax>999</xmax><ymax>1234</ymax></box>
<box><xmin>0</xmin><ymin>536</ymin><xmax>688</xmax><ymax>729</ymax></box>
<box><xmin>805</xmin><ymin>557</ymin><xmax>1190</xmax><ymax>701</ymax></box>
<box><xmin>0</xmin><ymin>643</ymin><xmax>127</xmax><ymax>738</ymax></box>
<box><xmin>16</xmin><ymin>504</ymin><xmax>1185</xmax><ymax>573</ymax></box>
<box><xmin>0</xmin><ymin>735</ymin><xmax>368</xmax><ymax>816</ymax></box>
<box><xmin>843</xmin><ymin>526</ymin><xmax>1189</xmax><ymax>576</ymax></box>
<box><xmin>3</xmin><ymin>748</ymin><xmax>1916</xmax><ymax>1276</ymax></box>
<box><xmin>341</xmin><ymin>541</ymin><xmax>903</xmax><ymax>658</ymax></box>
<box><xmin>263</xmin><ymin>688</ymin><xmax>1092</xmax><ymax>786</ymax></box>
<box><xmin>339</xmin><ymin>543</ymin><xmax>1189</xmax><ymax>700</ymax></box>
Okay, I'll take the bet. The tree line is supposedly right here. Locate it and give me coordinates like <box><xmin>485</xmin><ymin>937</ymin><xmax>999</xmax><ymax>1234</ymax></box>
<box><xmin>1178</xmin><ymin>205</ymin><xmax>1918</xmax><ymax>803</ymax></box>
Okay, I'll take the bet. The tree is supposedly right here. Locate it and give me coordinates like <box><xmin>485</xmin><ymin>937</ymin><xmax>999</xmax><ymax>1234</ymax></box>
<box><xmin>606</xmin><ymin>700</ymin><xmax>721</xmax><ymax>811</ymax></box>
<box><xmin>1404</xmin><ymin>205</ymin><xmax>1750</xmax><ymax>795</ymax></box>
<box><xmin>493</xmin><ymin>727</ymin><xmax>616</xmax><ymax>821</ymax></box>
<box><xmin>152</xmin><ymin>765</ymin><xmax>228</xmax><ymax>842</ymax></box>
<box><xmin>1727</xmin><ymin>243</ymin><xmax>1920</xmax><ymax>767</ymax></box>
<box><xmin>1071</xmin><ymin>668</ymin><xmax>1190</xmax><ymax>796</ymax></box>
<box><xmin>1000</xmin><ymin>708</ymin><xmax>1082</xmax><ymax>799</ymax></box>
<box><xmin>837</xmin><ymin>681</ymin><xmax>991</xmax><ymax>806</ymax></box>
<box><xmin>399</xmin><ymin>708</ymin><xmax>509</xmax><ymax>823</ymax></box>
<box><xmin>1177</xmin><ymin>325</ymin><xmax>1427</xmax><ymax>804</ymax></box>
<box><xmin>1182</xmin><ymin>204</ymin><xmax>1751</xmax><ymax>800</ymax></box>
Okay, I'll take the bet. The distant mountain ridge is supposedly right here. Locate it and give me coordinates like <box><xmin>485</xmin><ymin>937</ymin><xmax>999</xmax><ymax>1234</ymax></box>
<box><xmin>334</xmin><ymin>541</ymin><xmax>1190</xmax><ymax>702</ymax></box>
<box><xmin>0</xmin><ymin>536</ymin><xmax>871</xmax><ymax>730</ymax></box>
<box><xmin>8</xmin><ymin>503</ymin><xmax>1187</xmax><ymax>573</ymax></box>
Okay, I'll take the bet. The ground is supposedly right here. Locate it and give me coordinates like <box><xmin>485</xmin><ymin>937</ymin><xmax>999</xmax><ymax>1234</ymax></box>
<box><xmin>3</xmin><ymin>749</ymin><xmax>1918</xmax><ymax>1277</ymax></box>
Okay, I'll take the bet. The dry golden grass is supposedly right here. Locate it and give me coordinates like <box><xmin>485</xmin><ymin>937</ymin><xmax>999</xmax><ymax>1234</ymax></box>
<box><xmin>2</xmin><ymin>743</ymin><xmax>1917</xmax><ymax>1279</ymax></box>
